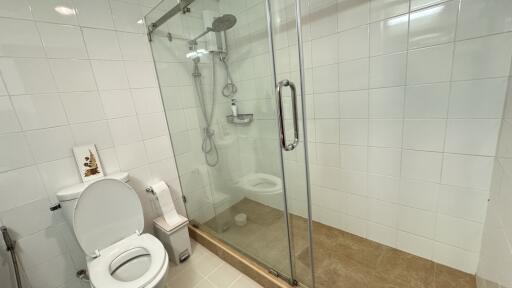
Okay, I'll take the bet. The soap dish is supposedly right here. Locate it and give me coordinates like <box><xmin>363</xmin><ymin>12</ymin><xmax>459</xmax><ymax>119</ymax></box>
<box><xmin>226</xmin><ymin>114</ymin><xmax>253</xmax><ymax>125</ymax></box>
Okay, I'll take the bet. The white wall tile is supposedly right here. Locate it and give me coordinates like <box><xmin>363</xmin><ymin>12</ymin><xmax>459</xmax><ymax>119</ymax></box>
<box><xmin>448</xmin><ymin>78</ymin><xmax>507</xmax><ymax>119</ymax></box>
<box><xmin>397</xmin><ymin>231</ymin><xmax>434</xmax><ymax>259</ymax></box>
<box><xmin>369</xmin><ymin>86</ymin><xmax>404</xmax><ymax>118</ymax></box>
<box><xmin>37</xmin><ymin>23</ymin><xmax>87</xmax><ymax>59</ymax></box>
<box><xmin>1</xmin><ymin>199</ymin><xmax>52</xmax><ymax>237</ymax></box>
<box><xmin>25</xmin><ymin>126</ymin><xmax>74</xmax><ymax>163</ymax></box>
<box><xmin>408</xmin><ymin>1</ymin><xmax>458</xmax><ymax>49</ymax></box>
<box><xmin>124</xmin><ymin>61</ymin><xmax>158</xmax><ymax>88</ymax></box>
<box><xmin>0</xmin><ymin>133</ymin><xmax>34</xmax><ymax>172</ymax></box>
<box><xmin>117</xmin><ymin>32</ymin><xmax>152</xmax><ymax>60</ymax></box>
<box><xmin>368</xmin><ymin>147</ymin><xmax>401</xmax><ymax>176</ymax></box>
<box><xmin>367</xmin><ymin>222</ymin><xmax>397</xmax><ymax>247</ymax></box>
<box><xmin>315</xmin><ymin>119</ymin><xmax>339</xmax><ymax>143</ymax></box>
<box><xmin>116</xmin><ymin>142</ymin><xmax>148</xmax><ymax>170</ymax></box>
<box><xmin>370</xmin><ymin>0</ymin><xmax>410</xmax><ymax>22</ymax></box>
<box><xmin>401</xmin><ymin>150</ymin><xmax>443</xmax><ymax>182</ymax></box>
<box><xmin>16</xmin><ymin>225</ymin><xmax>68</xmax><ymax>267</ymax></box>
<box><xmin>398</xmin><ymin>205</ymin><xmax>437</xmax><ymax>238</ymax></box>
<box><xmin>28</xmin><ymin>0</ymin><xmax>78</xmax><ymax>25</ymax></box>
<box><xmin>0</xmin><ymin>166</ymin><xmax>46</xmax><ymax>212</ymax></box>
<box><xmin>82</xmin><ymin>28</ymin><xmax>122</xmax><ymax>60</ymax></box>
<box><xmin>369</xmin><ymin>199</ymin><xmax>398</xmax><ymax>227</ymax></box>
<box><xmin>144</xmin><ymin>135</ymin><xmax>173</xmax><ymax>162</ymax></box>
<box><xmin>339</xmin><ymin>58</ymin><xmax>369</xmax><ymax>91</ymax></box>
<box><xmin>340</xmin><ymin>144</ymin><xmax>368</xmax><ymax>172</ymax></box>
<box><xmin>0</xmin><ymin>0</ymin><xmax>33</xmax><ymax>19</ymax></box>
<box><xmin>71</xmin><ymin>121</ymin><xmax>114</xmax><ymax>150</ymax></box>
<box><xmin>404</xmin><ymin>83</ymin><xmax>449</xmax><ymax>118</ymax></box>
<box><xmin>370</xmin><ymin>52</ymin><xmax>407</xmax><ymax>88</ymax></box>
<box><xmin>339</xmin><ymin>90</ymin><xmax>369</xmax><ymax>118</ymax></box>
<box><xmin>73</xmin><ymin>0</ymin><xmax>114</xmax><ymax>29</ymax></box>
<box><xmin>403</xmin><ymin>119</ymin><xmax>446</xmax><ymax>151</ymax></box>
<box><xmin>314</xmin><ymin>93</ymin><xmax>339</xmax><ymax>118</ymax></box>
<box><xmin>100</xmin><ymin>89</ymin><xmax>135</xmax><ymax>118</ymax></box>
<box><xmin>370</xmin><ymin>15</ymin><xmax>408</xmax><ymax>56</ymax></box>
<box><xmin>407</xmin><ymin>43</ymin><xmax>453</xmax><ymax>85</ymax></box>
<box><xmin>0</xmin><ymin>58</ymin><xmax>57</xmax><ymax>95</ymax></box>
<box><xmin>0</xmin><ymin>96</ymin><xmax>21</xmax><ymax>134</ymax></box>
<box><xmin>457</xmin><ymin>0</ymin><xmax>512</xmax><ymax>40</ymax></box>
<box><xmin>445</xmin><ymin>119</ymin><xmax>501</xmax><ymax>156</ymax></box>
<box><xmin>338</xmin><ymin>25</ymin><xmax>369</xmax><ymax>62</ymax></box>
<box><xmin>138</xmin><ymin>113</ymin><xmax>168</xmax><ymax>140</ymax></box>
<box><xmin>338</xmin><ymin>0</ymin><xmax>370</xmax><ymax>31</ymax></box>
<box><xmin>313</xmin><ymin>64</ymin><xmax>339</xmax><ymax>93</ymax></box>
<box><xmin>108</xmin><ymin>116</ymin><xmax>142</xmax><ymax>145</ymax></box>
<box><xmin>434</xmin><ymin>242</ymin><xmax>478</xmax><ymax>273</ymax></box>
<box><xmin>0</xmin><ymin>18</ymin><xmax>44</xmax><ymax>57</ymax></box>
<box><xmin>110</xmin><ymin>0</ymin><xmax>145</xmax><ymax>34</ymax></box>
<box><xmin>411</xmin><ymin>0</ymin><xmax>448</xmax><ymax>11</ymax></box>
<box><xmin>438</xmin><ymin>185</ymin><xmax>488</xmax><ymax>223</ymax></box>
<box><xmin>312</xmin><ymin>34</ymin><xmax>338</xmax><ymax>66</ymax></box>
<box><xmin>60</xmin><ymin>91</ymin><xmax>105</xmax><ymax>123</ymax></box>
<box><xmin>131</xmin><ymin>88</ymin><xmax>163</xmax><ymax>115</ymax></box>
<box><xmin>11</xmin><ymin>93</ymin><xmax>68</xmax><ymax>130</ymax></box>
<box><xmin>452</xmin><ymin>33</ymin><xmax>512</xmax><ymax>81</ymax></box>
<box><xmin>369</xmin><ymin>119</ymin><xmax>403</xmax><ymax>148</ymax></box>
<box><xmin>91</xmin><ymin>60</ymin><xmax>129</xmax><ymax>90</ymax></box>
<box><xmin>441</xmin><ymin>153</ymin><xmax>494</xmax><ymax>189</ymax></box>
<box><xmin>368</xmin><ymin>174</ymin><xmax>400</xmax><ymax>202</ymax></box>
<box><xmin>340</xmin><ymin>119</ymin><xmax>368</xmax><ymax>145</ymax></box>
<box><xmin>49</xmin><ymin>59</ymin><xmax>97</xmax><ymax>92</ymax></box>
<box><xmin>399</xmin><ymin>179</ymin><xmax>440</xmax><ymax>211</ymax></box>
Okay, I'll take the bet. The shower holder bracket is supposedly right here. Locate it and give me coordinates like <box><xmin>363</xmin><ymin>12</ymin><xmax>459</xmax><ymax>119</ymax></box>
<box><xmin>226</xmin><ymin>114</ymin><xmax>253</xmax><ymax>125</ymax></box>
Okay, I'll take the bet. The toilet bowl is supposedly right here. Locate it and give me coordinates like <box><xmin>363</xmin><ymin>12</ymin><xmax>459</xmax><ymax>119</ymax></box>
<box><xmin>56</xmin><ymin>174</ymin><xmax>169</xmax><ymax>288</ymax></box>
<box><xmin>238</xmin><ymin>173</ymin><xmax>283</xmax><ymax>208</ymax></box>
<box><xmin>238</xmin><ymin>173</ymin><xmax>283</xmax><ymax>195</ymax></box>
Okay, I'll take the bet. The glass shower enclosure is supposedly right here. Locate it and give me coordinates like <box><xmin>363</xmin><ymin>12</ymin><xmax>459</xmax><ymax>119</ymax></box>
<box><xmin>145</xmin><ymin>0</ymin><xmax>314</xmax><ymax>286</ymax></box>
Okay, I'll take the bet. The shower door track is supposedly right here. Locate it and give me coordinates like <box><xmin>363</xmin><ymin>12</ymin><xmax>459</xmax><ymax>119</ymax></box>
<box><xmin>148</xmin><ymin>0</ymin><xmax>195</xmax><ymax>34</ymax></box>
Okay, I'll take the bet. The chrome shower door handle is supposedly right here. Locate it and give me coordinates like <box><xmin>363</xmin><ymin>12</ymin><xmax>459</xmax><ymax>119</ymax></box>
<box><xmin>276</xmin><ymin>79</ymin><xmax>300</xmax><ymax>151</ymax></box>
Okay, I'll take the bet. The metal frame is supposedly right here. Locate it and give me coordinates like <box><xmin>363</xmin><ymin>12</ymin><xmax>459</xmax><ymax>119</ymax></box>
<box><xmin>264</xmin><ymin>0</ymin><xmax>297</xmax><ymax>285</ymax></box>
<box><xmin>148</xmin><ymin>0</ymin><xmax>195</xmax><ymax>35</ymax></box>
<box><xmin>294</xmin><ymin>0</ymin><xmax>316</xmax><ymax>286</ymax></box>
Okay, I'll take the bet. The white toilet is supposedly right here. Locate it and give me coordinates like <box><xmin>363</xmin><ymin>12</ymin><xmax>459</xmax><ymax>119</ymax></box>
<box><xmin>238</xmin><ymin>173</ymin><xmax>283</xmax><ymax>209</ymax></box>
<box><xmin>56</xmin><ymin>172</ymin><xmax>169</xmax><ymax>288</ymax></box>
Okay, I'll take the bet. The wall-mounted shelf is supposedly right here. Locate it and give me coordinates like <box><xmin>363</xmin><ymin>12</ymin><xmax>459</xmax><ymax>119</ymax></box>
<box><xmin>226</xmin><ymin>114</ymin><xmax>253</xmax><ymax>126</ymax></box>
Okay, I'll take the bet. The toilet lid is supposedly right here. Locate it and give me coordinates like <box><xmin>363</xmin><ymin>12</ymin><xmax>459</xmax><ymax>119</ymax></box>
<box><xmin>74</xmin><ymin>178</ymin><xmax>144</xmax><ymax>257</ymax></box>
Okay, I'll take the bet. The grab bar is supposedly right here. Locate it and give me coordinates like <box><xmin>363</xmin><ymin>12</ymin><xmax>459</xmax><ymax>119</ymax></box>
<box><xmin>276</xmin><ymin>79</ymin><xmax>299</xmax><ymax>151</ymax></box>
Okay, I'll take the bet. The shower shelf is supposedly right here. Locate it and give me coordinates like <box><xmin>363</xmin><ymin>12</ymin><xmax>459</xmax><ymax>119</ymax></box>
<box><xmin>226</xmin><ymin>114</ymin><xmax>253</xmax><ymax>126</ymax></box>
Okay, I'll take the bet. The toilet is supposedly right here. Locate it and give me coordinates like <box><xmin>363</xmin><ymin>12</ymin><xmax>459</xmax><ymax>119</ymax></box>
<box><xmin>238</xmin><ymin>173</ymin><xmax>283</xmax><ymax>209</ymax></box>
<box><xmin>56</xmin><ymin>172</ymin><xmax>169</xmax><ymax>288</ymax></box>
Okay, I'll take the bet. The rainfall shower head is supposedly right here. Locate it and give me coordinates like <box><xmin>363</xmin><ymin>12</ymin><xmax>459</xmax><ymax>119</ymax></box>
<box><xmin>189</xmin><ymin>14</ymin><xmax>237</xmax><ymax>45</ymax></box>
<box><xmin>211</xmin><ymin>14</ymin><xmax>237</xmax><ymax>32</ymax></box>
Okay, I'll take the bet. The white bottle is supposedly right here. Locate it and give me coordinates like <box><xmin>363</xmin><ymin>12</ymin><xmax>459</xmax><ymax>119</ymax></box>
<box><xmin>231</xmin><ymin>99</ymin><xmax>238</xmax><ymax>117</ymax></box>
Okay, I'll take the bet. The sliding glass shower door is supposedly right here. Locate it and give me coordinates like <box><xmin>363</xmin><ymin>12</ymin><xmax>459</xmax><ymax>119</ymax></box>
<box><xmin>146</xmin><ymin>0</ymin><xmax>313</xmax><ymax>286</ymax></box>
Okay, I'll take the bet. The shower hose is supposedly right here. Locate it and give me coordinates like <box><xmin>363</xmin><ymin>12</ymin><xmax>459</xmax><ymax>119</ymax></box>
<box><xmin>193</xmin><ymin>55</ymin><xmax>219</xmax><ymax>167</ymax></box>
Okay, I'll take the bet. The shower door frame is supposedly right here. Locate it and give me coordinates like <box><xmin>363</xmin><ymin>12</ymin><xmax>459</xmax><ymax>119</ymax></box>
<box><xmin>265</xmin><ymin>0</ymin><xmax>315</xmax><ymax>286</ymax></box>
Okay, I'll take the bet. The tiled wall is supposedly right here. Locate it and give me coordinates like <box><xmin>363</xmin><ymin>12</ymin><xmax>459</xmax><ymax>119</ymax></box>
<box><xmin>476</xmin><ymin>74</ymin><xmax>512</xmax><ymax>286</ymax></box>
<box><xmin>301</xmin><ymin>0</ymin><xmax>512</xmax><ymax>274</ymax></box>
<box><xmin>0</xmin><ymin>1</ymin><xmax>182</xmax><ymax>288</ymax></box>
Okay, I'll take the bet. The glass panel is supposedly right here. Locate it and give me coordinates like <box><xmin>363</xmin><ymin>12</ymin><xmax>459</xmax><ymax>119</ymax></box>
<box><xmin>146</xmin><ymin>0</ymin><xmax>296</xmax><ymax>280</ymax></box>
<box><xmin>269</xmin><ymin>0</ymin><xmax>314</xmax><ymax>286</ymax></box>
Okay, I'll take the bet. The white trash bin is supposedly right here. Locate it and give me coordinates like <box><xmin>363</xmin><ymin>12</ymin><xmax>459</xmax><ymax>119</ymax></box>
<box><xmin>153</xmin><ymin>215</ymin><xmax>192</xmax><ymax>264</ymax></box>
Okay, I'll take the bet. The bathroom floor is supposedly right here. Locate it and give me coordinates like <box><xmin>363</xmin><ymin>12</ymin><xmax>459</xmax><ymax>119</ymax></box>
<box><xmin>167</xmin><ymin>240</ymin><xmax>262</xmax><ymax>288</ymax></box>
<box><xmin>202</xmin><ymin>198</ymin><xmax>477</xmax><ymax>288</ymax></box>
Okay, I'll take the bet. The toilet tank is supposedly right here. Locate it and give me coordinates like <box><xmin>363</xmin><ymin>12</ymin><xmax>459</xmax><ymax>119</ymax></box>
<box><xmin>56</xmin><ymin>172</ymin><xmax>129</xmax><ymax>228</ymax></box>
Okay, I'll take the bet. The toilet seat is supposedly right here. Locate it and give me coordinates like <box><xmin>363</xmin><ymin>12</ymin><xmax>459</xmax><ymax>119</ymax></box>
<box><xmin>238</xmin><ymin>173</ymin><xmax>283</xmax><ymax>195</ymax></box>
<box><xmin>88</xmin><ymin>233</ymin><xmax>168</xmax><ymax>288</ymax></box>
